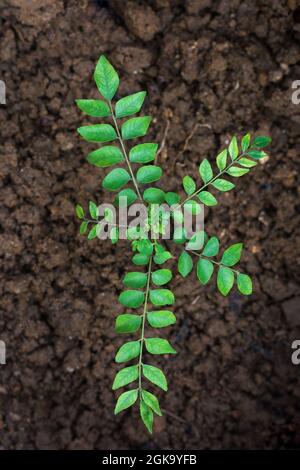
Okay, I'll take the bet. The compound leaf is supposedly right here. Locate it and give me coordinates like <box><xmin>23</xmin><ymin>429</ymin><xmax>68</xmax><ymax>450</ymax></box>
<box><xmin>87</xmin><ymin>146</ymin><xmax>124</xmax><ymax>167</ymax></box>
<box><xmin>237</xmin><ymin>273</ymin><xmax>253</xmax><ymax>295</ymax></box>
<box><xmin>199</xmin><ymin>159</ymin><xmax>213</xmax><ymax>183</ymax></box>
<box><xmin>75</xmin><ymin>99</ymin><xmax>111</xmax><ymax>117</ymax></box>
<box><xmin>221</xmin><ymin>243</ymin><xmax>243</xmax><ymax>267</ymax></box>
<box><xmin>228</xmin><ymin>136</ymin><xmax>238</xmax><ymax>160</ymax></box>
<box><xmin>102</xmin><ymin>168</ymin><xmax>131</xmax><ymax>191</ymax></box>
<box><xmin>115</xmin><ymin>91</ymin><xmax>146</xmax><ymax>118</ymax></box>
<box><xmin>178</xmin><ymin>251</ymin><xmax>193</xmax><ymax>277</ymax></box>
<box><xmin>94</xmin><ymin>55</ymin><xmax>119</xmax><ymax>100</ymax></box>
<box><xmin>114</xmin><ymin>389</ymin><xmax>138</xmax><ymax>415</ymax></box>
<box><xmin>112</xmin><ymin>365</ymin><xmax>139</xmax><ymax>390</ymax></box>
<box><xmin>121</xmin><ymin>116</ymin><xmax>151</xmax><ymax>140</ymax></box>
<box><xmin>145</xmin><ymin>338</ymin><xmax>176</xmax><ymax>355</ymax></box>
<box><xmin>217</xmin><ymin>266</ymin><xmax>234</xmax><ymax>296</ymax></box>
<box><xmin>140</xmin><ymin>401</ymin><xmax>153</xmax><ymax>433</ymax></box>
<box><xmin>123</xmin><ymin>272</ymin><xmax>147</xmax><ymax>288</ymax></box>
<box><xmin>129</xmin><ymin>143</ymin><xmax>158</xmax><ymax>164</ymax></box>
<box><xmin>118</xmin><ymin>290</ymin><xmax>145</xmax><ymax>308</ymax></box>
<box><xmin>142</xmin><ymin>364</ymin><xmax>168</xmax><ymax>391</ymax></box>
<box><xmin>150</xmin><ymin>289</ymin><xmax>175</xmax><ymax>306</ymax></box>
<box><xmin>147</xmin><ymin>310</ymin><xmax>176</xmax><ymax>328</ymax></box>
<box><xmin>197</xmin><ymin>258</ymin><xmax>214</xmax><ymax>285</ymax></box>
<box><xmin>77</xmin><ymin>124</ymin><xmax>117</xmax><ymax>142</ymax></box>
<box><xmin>136</xmin><ymin>165</ymin><xmax>162</xmax><ymax>184</ymax></box>
<box><xmin>115</xmin><ymin>341</ymin><xmax>141</xmax><ymax>363</ymax></box>
<box><xmin>142</xmin><ymin>390</ymin><xmax>162</xmax><ymax>416</ymax></box>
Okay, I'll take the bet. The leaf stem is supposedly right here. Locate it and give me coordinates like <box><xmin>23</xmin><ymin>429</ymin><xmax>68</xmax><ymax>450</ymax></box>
<box><xmin>108</xmin><ymin>101</ymin><xmax>143</xmax><ymax>202</ymax></box>
<box><xmin>190</xmin><ymin>250</ymin><xmax>240</xmax><ymax>275</ymax></box>
<box><xmin>138</xmin><ymin>254</ymin><xmax>152</xmax><ymax>397</ymax></box>
<box><xmin>178</xmin><ymin>152</ymin><xmax>246</xmax><ymax>208</ymax></box>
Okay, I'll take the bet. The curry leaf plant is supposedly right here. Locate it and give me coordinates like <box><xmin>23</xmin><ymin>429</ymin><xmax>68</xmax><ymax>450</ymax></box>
<box><xmin>75</xmin><ymin>55</ymin><xmax>271</xmax><ymax>433</ymax></box>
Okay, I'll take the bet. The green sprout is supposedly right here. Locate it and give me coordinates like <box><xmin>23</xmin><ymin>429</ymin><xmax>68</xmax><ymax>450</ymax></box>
<box><xmin>75</xmin><ymin>55</ymin><xmax>272</xmax><ymax>433</ymax></box>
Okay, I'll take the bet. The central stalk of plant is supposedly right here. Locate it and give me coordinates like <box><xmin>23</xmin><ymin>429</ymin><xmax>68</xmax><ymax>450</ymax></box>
<box><xmin>138</xmin><ymin>254</ymin><xmax>152</xmax><ymax>397</ymax></box>
<box><xmin>108</xmin><ymin>100</ymin><xmax>143</xmax><ymax>203</ymax></box>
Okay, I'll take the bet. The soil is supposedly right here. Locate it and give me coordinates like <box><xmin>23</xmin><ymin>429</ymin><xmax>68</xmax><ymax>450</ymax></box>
<box><xmin>0</xmin><ymin>0</ymin><xmax>300</xmax><ymax>450</ymax></box>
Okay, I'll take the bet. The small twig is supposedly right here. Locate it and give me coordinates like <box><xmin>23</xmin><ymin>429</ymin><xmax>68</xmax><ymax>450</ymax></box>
<box><xmin>181</xmin><ymin>122</ymin><xmax>212</xmax><ymax>154</ymax></box>
<box><xmin>155</xmin><ymin>111</ymin><xmax>171</xmax><ymax>164</ymax></box>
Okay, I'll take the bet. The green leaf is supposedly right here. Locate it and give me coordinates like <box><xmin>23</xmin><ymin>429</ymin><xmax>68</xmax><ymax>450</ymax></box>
<box><xmin>121</xmin><ymin>116</ymin><xmax>151</xmax><ymax>140</ymax></box>
<box><xmin>142</xmin><ymin>364</ymin><xmax>168</xmax><ymax>391</ymax></box>
<box><xmin>75</xmin><ymin>204</ymin><xmax>84</xmax><ymax>219</ymax></box>
<box><xmin>87</xmin><ymin>224</ymin><xmax>98</xmax><ymax>240</ymax></box>
<box><xmin>123</xmin><ymin>272</ymin><xmax>147</xmax><ymax>288</ymax></box>
<box><xmin>183</xmin><ymin>175</ymin><xmax>196</xmax><ymax>196</ymax></box>
<box><xmin>137</xmin><ymin>239</ymin><xmax>153</xmax><ymax>257</ymax></box>
<box><xmin>132</xmin><ymin>253</ymin><xmax>149</xmax><ymax>265</ymax></box>
<box><xmin>203</xmin><ymin>236</ymin><xmax>219</xmax><ymax>257</ymax></box>
<box><xmin>79</xmin><ymin>221</ymin><xmax>88</xmax><ymax>235</ymax></box>
<box><xmin>114</xmin><ymin>188</ymin><xmax>138</xmax><ymax>207</ymax></box>
<box><xmin>199</xmin><ymin>159</ymin><xmax>213</xmax><ymax>183</ymax></box>
<box><xmin>221</xmin><ymin>243</ymin><xmax>243</xmax><ymax>267</ymax></box>
<box><xmin>252</xmin><ymin>136</ymin><xmax>272</xmax><ymax>148</ymax></box>
<box><xmin>227</xmin><ymin>167</ymin><xmax>249</xmax><ymax>177</ymax></box>
<box><xmin>140</xmin><ymin>400</ymin><xmax>153</xmax><ymax>433</ymax></box>
<box><xmin>184</xmin><ymin>200</ymin><xmax>202</xmax><ymax>215</ymax></box>
<box><xmin>147</xmin><ymin>310</ymin><xmax>176</xmax><ymax>328</ymax></box>
<box><xmin>237</xmin><ymin>273</ymin><xmax>253</xmax><ymax>295</ymax></box>
<box><xmin>102</xmin><ymin>168</ymin><xmax>131</xmax><ymax>191</ymax></box>
<box><xmin>149</xmin><ymin>289</ymin><xmax>175</xmax><ymax>306</ymax></box>
<box><xmin>198</xmin><ymin>191</ymin><xmax>217</xmax><ymax>206</ymax></box>
<box><xmin>151</xmin><ymin>269</ymin><xmax>172</xmax><ymax>286</ymax></box>
<box><xmin>197</xmin><ymin>258</ymin><xmax>214</xmax><ymax>285</ymax></box>
<box><xmin>143</xmin><ymin>188</ymin><xmax>165</xmax><ymax>204</ymax></box>
<box><xmin>114</xmin><ymin>389</ymin><xmax>138</xmax><ymax>414</ymax></box>
<box><xmin>211</xmin><ymin>178</ymin><xmax>235</xmax><ymax>191</ymax></box>
<box><xmin>173</xmin><ymin>227</ymin><xmax>187</xmax><ymax>245</ymax></box>
<box><xmin>142</xmin><ymin>390</ymin><xmax>162</xmax><ymax>416</ymax></box>
<box><xmin>75</xmin><ymin>99</ymin><xmax>111</xmax><ymax>117</ymax></box>
<box><xmin>115</xmin><ymin>91</ymin><xmax>146</xmax><ymax>118</ymax></box>
<box><xmin>77</xmin><ymin>124</ymin><xmax>117</xmax><ymax>142</ymax></box>
<box><xmin>87</xmin><ymin>146</ymin><xmax>124</xmax><ymax>167</ymax></box>
<box><xmin>186</xmin><ymin>231</ymin><xmax>205</xmax><ymax>251</ymax></box>
<box><xmin>112</xmin><ymin>365</ymin><xmax>139</xmax><ymax>390</ymax></box>
<box><xmin>228</xmin><ymin>136</ymin><xmax>238</xmax><ymax>160</ymax></box>
<box><xmin>89</xmin><ymin>201</ymin><xmax>98</xmax><ymax>219</ymax></box>
<box><xmin>129</xmin><ymin>143</ymin><xmax>158</xmax><ymax>164</ymax></box>
<box><xmin>241</xmin><ymin>132</ymin><xmax>251</xmax><ymax>152</ymax></box>
<box><xmin>153</xmin><ymin>251</ymin><xmax>172</xmax><ymax>265</ymax></box>
<box><xmin>136</xmin><ymin>165</ymin><xmax>162</xmax><ymax>184</ymax></box>
<box><xmin>94</xmin><ymin>55</ymin><xmax>119</xmax><ymax>100</ymax></box>
<box><xmin>115</xmin><ymin>314</ymin><xmax>142</xmax><ymax>333</ymax></box>
<box><xmin>145</xmin><ymin>338</ymin><xmax>176</xmax><ymax>355</ymax></box>
<box><xmin>118</xmin><ymin>290</ymin><xmax>145</xmax><ymax>308</ymax></box>
<box><xmin>217</xmin><ymin>266</ymin><xmax>234</xmax><ymax>296</ymax></box>
<box><xmin>110</xmin><ymin>227</ymin><xmax>119</xmax><ymax>244</ymax></box>
<box><xmin>178</xmin><ymin>251</ymin><xmax>193</xmax><ymax>277</ymax></box>
<box><xmin>216</xmin><ymin>149</ymin><xmax>227</xmax><ymax>171</ymax></box>
<box><xmin>165</xmin><ymin>192</ymin><xmax>180</xmax><ymax>205</ymax></box>
<box><xmin>246</xmin><ymin>150</ymin><xmax>268</xmax><ymax>159</ymax></box>
<box><xmin>238</xmin><ymin>157</ymin><xmax>257</xmax><ymax>168</ymax></box>
<box><xmin>115</xmin><ymin>341</ymin><xmax>141</xmax><ymax>363</ymax></box>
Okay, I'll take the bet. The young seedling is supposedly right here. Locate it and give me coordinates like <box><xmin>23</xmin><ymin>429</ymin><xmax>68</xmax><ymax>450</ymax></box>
<box><xmin>75</xmin><ymin>55</ymin><xmax>271</xmax><ymax>433</ymax></box>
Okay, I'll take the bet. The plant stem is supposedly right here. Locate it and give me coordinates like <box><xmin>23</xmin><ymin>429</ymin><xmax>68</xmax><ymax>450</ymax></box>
<box><xmin>190</xmin><ymin>250</ymin><xmax>240</xmax><ymax>275</ymax></box>
<box><xmin>108</xmin><ymin>101</ymin><xmax>143</xmax><ymax>202</ymax></box>
<box><xmin>178</xmin><ymin>152</ymin><xmax>246</xmax><ymax>208</ymax></box>
<box><xmin>138</xmin><ymin>254</ymin><xmax>152</xmax><ymax>397</ymax></box>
